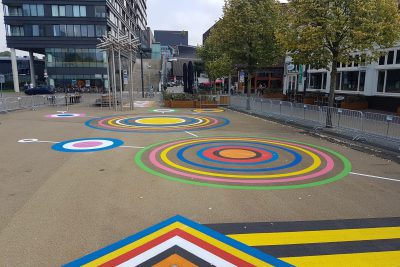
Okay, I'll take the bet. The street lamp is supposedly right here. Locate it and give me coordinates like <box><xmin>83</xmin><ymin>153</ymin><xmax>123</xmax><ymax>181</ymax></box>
<box><xmin>147</xmin><ymin>64</ymin><xmax>152</xmax><ymax>95</ymax></box>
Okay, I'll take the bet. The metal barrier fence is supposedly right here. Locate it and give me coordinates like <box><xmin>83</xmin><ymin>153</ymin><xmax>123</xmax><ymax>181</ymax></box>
<box><xmin>0</xmin><ymin>94</ymin><xmax>70</xmax><ymax>112</ymax></box>
<box><xmin>230</xmin><ymin>95</ymin><xmax>400</xmax><ymax>141</ymax></box>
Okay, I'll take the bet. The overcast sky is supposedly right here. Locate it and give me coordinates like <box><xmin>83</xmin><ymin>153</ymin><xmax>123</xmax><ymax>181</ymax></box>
<box><xmin>147</xmin><ymin>0</ymin><xmax>225</xmax><ymax>46</ymax></box>
<box><xmin>0</xmin><ymin>0</ymin><xmax>286</xmax><ymax>53</ymax></box>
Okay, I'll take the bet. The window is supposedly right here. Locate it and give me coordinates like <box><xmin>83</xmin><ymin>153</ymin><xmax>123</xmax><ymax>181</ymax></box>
<box><xmin>308</xmin><ymin>73</ymin><xmax>326</xmax><ymax>90</ymax></box>
<box><xmin>359</xmin><ymin>71</ymin><xmax>366</xmax><ymax>91</ymax></box>
<box><xmin>7</xmin><ymin>6</ymin><xmax>23</xmax><ymax>16</ymax></box>
<box><xmin>53</xmin><ymin>25</ymin><xmax>60</xmax><ymax>37</ymax></box>
<box><xmin>32</xmin><ymin>25</ymin><xmax>40</xmax><ymax>36</ymax></box>
<box><xmin>379</xmin><ymin>55</ymin><xmax>385</xmax><ymax>65</ymax></box>
<box><xmin>397</xmin><ymin>50</ymin><xmax>400</xmax><ymax>65</ymax></box>
<box><xmin>73</xmin><ymin>6</ymin><xmax>80</xmax><ymax>17</ymax></box>
<box><xmin>96</xmin><ymin>25</ymin><xmax>106</xmax><ymax>37</ymax></box>
<box><xmin>80</xmin><ymin>6</ymin><xmax>86</xmax><ymax>17</ymax></box>
<box><xmin>95</xmin><ymin>6</ymin><xmax>107</xmax><ymax>17</ymax></box>
<box><xmin>37</xmin><ymin>5</ymin><xmax>44</xmax><ymax>16</ymax></box>
<box><xmin>377</xmin><ymin>71</ymin><xmax>385</xmax><ymax>92</ymax></box>
<box><xmin>385</xmin><ymin>69</ymin><xmax>400</xmax><ymax>93</ymax></box>
<box><xmin>60</xmin><ymin>25</ymin><xmax>66</xmax><ymax>36</ymax></box>
<box><xmin>341</xmin><ymin>71</ymin><xmax>359</xmax><ymax>91</ymax></box>
<box><xmin>66</xmin><ymin>25</ymin><xmax>74</xmax><ymax>37</ymax></box>
<box><xmin>88</xmin><ymin>25</ymin><xmax>95</xmax><ymax>37</ymax></box>
<box><xmin>66</xmin><ymin>5</ymin><xmax>73</xmax><ymax>17</ymax></box>
<box><xmin>23</xmin><ymin>4</ymin><xmax>30</xmax><ymax>16</ymax></box>
<box><xmin>387</xmin><ymin>51</ymin><xmax>394</xmax><ymax>65</ymax></box>
<box><xmin>52</xmin><ymin>5</ymin><xmax>59</xmax><ymax>16</ymax></box>
<box><xmin>81</xmin><ymin>25</ymin><xmax>88</xmax><ymax>37</ymax></box>
<box><xmin>74</xmin><ymin>25</ymin><xmax>81</xmax><ymax>37</ymax></box>
<box><xmin>59</xmin><ymin>6</ymin><xmax>66</xmax><ymax>16</ymax></box>
<box><xmin>8</xmin><ymin>25</ymin><xmax>24</xmax><ymax>36</ymax></box>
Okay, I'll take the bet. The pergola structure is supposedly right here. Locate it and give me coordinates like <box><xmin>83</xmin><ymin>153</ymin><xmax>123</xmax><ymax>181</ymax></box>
<box><xmin>97</xmin><ymin>32</ymin><xmax>140</xmax><ymax>110</ymax></box>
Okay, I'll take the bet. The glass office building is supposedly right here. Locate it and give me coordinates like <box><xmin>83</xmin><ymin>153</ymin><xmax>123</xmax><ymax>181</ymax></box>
<box><xmin>3</xmin><ymin>0</ymin><xmax>147</xmax><ymax>92</ymax></box>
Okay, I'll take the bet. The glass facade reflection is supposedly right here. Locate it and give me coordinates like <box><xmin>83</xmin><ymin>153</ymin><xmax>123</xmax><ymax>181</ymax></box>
<box><xmin>46</xmin><ymin>48</ymin><xmax>107</xmax><ymax>68</ymax></box>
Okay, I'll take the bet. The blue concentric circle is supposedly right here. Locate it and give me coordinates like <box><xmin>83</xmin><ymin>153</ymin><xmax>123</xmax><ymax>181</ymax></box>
<box><xmin>52</xmin><ymin>138</ymin><xmax>123</xmax><ymax>153</ymax></box>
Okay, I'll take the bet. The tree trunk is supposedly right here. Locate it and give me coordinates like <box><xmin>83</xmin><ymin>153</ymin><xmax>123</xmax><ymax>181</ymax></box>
<box><xmin>246</xmin><ymin>72</ymin><xmax>252</xmax><ymax>110</ymax></box>
<box><xmin>326</xmin><ymin>58</ymin><xmax>338</xmax><ymax>127</ymax></box>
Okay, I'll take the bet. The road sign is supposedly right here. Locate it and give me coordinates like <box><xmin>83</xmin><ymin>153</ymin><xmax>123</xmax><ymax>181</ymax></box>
<box><xmin>123</xmin><ymin>70</ymin><xmax>129</xmax><ymax>85</ymax></box>
<box><xmin>0</xmin><ymin>74</ymin><xmax>5</xmax><ymax>84</ymax></box>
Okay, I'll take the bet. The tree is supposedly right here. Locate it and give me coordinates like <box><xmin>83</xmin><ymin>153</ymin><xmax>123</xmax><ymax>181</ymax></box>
<box><xmin>198</xmin><ymin>0</ymin><xmax>283</xmax><ymax>108</ymax></box>
<box><xmin>0</xmin><ymin>51</ymin><xmax>11</xmax><ymax>57</ymax></box>
<box><xmin>277</xmin><ymin>0</ymin><xmax>400</xmax><ymax>126</ymax></box>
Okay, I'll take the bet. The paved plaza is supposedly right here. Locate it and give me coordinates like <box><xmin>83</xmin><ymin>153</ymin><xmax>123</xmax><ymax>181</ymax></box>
<box><xmin>0</xmin><ymin>103</ymin><xmax>399</xmax><ymax>266</ymax></box>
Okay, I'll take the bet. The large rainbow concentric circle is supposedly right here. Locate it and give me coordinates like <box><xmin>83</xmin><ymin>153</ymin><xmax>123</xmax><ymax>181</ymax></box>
<box><xmin>135</xmin><ymin>137</ymin><xmax>352</xmax><ymax>190</ymax></box>
<box><xmin>52</xmin><ymin>138</ymin><xmax>123</xmax><ymax>153</ymax></box>
<box><xmin>85</xmin><ymin>115</ymin><xmax>230</xmax><ymax>133</ymax></box>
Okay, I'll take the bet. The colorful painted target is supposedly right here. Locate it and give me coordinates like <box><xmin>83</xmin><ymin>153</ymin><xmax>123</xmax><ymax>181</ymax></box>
<box><xmin>85</xmin><ymin>114</ymin><xmax>230</xmax><ymax>133</ymax></box>
<box><xmin>52</xmin><ymin>138</ymin><xmax>123</xmax><ymax>153</ymax></box>
<box><xmin>193</xmin><ymin>108</ymin><xmax>224</xmax><ymax>113</ymax></box>
<box><xmin>46</xmin><ymin>113</ymin><xmax>86</xmax><ymax>118</ymax></box>
<box><xmin>135</xmin><ymin>137</ymin><xmax>352</xmax><ymax>190</ymax></box>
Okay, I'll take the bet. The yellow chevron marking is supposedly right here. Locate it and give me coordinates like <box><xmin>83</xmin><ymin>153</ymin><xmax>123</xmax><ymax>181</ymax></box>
<box><xmin>280</xmin><ymin>251</ymin><xmax>400</xmax><ymax>267</ymax></box>
<box><xmin>228</xmin><ymin>227</ymin><xmax>400</xmax><ymax>246</ymax></box>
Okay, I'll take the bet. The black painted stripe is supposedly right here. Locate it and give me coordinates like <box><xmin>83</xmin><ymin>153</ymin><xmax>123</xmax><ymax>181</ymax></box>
<box><xmin>136</xmin><ymin>245</ymin><xmax>214</xmax><ymax>267</ymax></box>
<box><xmin>254</xmin><ymin>239</ymin><xmax>400</xmax><ymax>258</ymax></box>
<box><xmin>205</xmin><ymin>217</ymin><xmax>400</xmax><ymax>235</ymax></box>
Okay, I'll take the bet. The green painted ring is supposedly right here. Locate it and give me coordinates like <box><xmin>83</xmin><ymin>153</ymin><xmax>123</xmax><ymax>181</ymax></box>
<box><xmin>134</xmin><ymin>136</ymin><xmax>352</xmax><ymax>190</ymax></box>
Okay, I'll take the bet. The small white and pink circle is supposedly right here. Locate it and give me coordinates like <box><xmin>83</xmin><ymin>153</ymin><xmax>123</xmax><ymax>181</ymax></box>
<box><xmin>52</xmin><ymin>138</ymin><xmax>123</xmax><ymax>153</ymax></box>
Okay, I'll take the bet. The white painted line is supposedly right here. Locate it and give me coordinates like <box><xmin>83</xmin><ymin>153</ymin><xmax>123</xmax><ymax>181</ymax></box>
<box><xmin>350</xmin><ymin>172</ymin><xmax>400</xmax><ymax>182</ymax></box>
<box><xmin>120</xmin><ymin>145</ymin><xmax>145</xmax><ymax>149</ymax></box>
<box><xmin>185</xmin><ymin>131</ymin><xmax>199</xmax><ymax>138</ymax></box>
<box><xmin>37</xmin><ymin>141</ymin><xmax>58</xmax><ymax>144</ymax></box>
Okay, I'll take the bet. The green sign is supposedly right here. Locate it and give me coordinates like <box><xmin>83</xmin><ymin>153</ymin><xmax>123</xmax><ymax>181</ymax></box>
<box><xmin>298</xmin><ymin>65</ymin><xmax>303</xmax><ymax>84</ymax></box>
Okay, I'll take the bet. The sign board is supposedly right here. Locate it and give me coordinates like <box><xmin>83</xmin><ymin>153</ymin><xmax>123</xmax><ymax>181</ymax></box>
<box><xmin>0</xmin><ymin>74</ymin><xmax>5</xmax><ymax>84</ymax></box>
<box><xmin>335</xmin><ymin>96</ymin><xmax>345</xmax><ymax>101</ymax></box>
<box><xmin>298</xmin><ymin>65</ymin><xmax>303</xmax><ymax>84</ymax></box>
<box><xmin>71</xmin><ymin>79</ymin><xmax>77</xmax><ymax>86</ymax></box>
<box><xmin>123</xmin><ymin>70</ymin><xmax>129</xmax><ymax>85</ymax></box>
<box><xmin>287</xmin><ymin>64</ymin><xmax>295</xmax><ymax>71</ymax></box>
<box><xmin>239</xmin><ymin>71</ymin><xmax>245</xmax><ymax>83</ymax></box>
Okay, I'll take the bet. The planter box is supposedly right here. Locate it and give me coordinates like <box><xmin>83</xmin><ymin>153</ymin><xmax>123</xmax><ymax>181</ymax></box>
<box><xmin>304</xmin><ymin>97</ymin><xmax>316</xmax><ymax>105</ymax></box>
<box><xmin>170</xmin><ymin>100</ymin><xmax>196</xmax><ymax>108</ymax></box>
<box><xmin>163</xmin><ymin>100</ymin><xmax>171</xmax><ymax>108</ymax></box>
<box><xmin>263</xmin><ymin>93</ymin><xmax>284</xmax><ymax>99</ymax></box>
<box><xmin>341</xmin><ymin>101</ymin><xmax>369</xmax><ymax>110</ymax></box>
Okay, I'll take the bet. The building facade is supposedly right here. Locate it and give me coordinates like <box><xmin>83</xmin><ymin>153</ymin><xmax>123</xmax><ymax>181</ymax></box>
<box><xmin>3</xmin><ymin>0</ymin><xmax>147</xmax><ymax>92</ymax></box>
<box><xmin>283</xmin><ymin>45</ymin><xmax>400</xmax><ymax>112</ymax></box>
<box><xmin>154</xmin><ymin>30</ymin><xmax>188</xmax><ymax>46</ymax></box>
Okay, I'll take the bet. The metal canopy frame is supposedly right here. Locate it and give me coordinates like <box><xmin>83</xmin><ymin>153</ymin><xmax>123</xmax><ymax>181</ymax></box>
<box><xmin>97</xmin><ymin>32</ymin><xmax>140</xmax><ymax>110</ymax></box>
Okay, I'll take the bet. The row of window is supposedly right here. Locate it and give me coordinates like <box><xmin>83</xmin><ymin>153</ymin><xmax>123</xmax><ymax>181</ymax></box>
<box><xmin>308</xmin><ymin>71</ymin><xmax>366</xmax><ymax>92</ymax></box>
<box><xmin>6</xmin><ymin>25</ymin><xmax>106</xmax><ymax>38</ymax></box>
<box><xmin>53</xmin><ymin>25</ymin><xmax>106</xmax><ymax>38</ymax></box>
<box><xmin>4</xmin><ymin>4</ymin><xmax>107</xmax><ymax>18</ymax></box>
<box><xmin>5</xmin><ymin>4</ymin><xmax>44</xmax><ymax>17</ymax></box>
<box><xmin>307</xmin><ymin>70</ymin><xmax>400</xmax><ymax>93</ymax></box>
<box><xmin>51</xmin><ymin>5</ymin><xmax>86</xmax><ymax>17</ymax></box>
<box><xmin>378</xmin><ymin>50</ymin><xmax>400</xmax><ymax>66</ymax></box>
<box><xmin>377</xmin><ymin>70</ymin><xmax>400</xmax><ymax>93</ymax></box>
